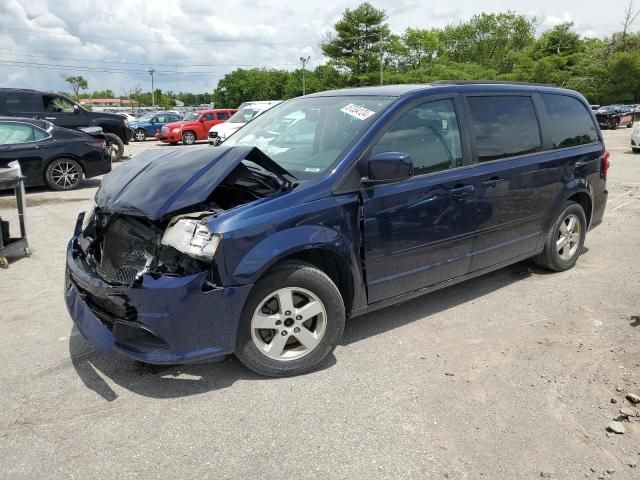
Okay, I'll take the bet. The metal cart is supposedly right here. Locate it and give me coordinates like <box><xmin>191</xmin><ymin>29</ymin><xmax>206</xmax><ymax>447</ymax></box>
<box><xmin>0</xmin><ymin>161</ymin><xmax>30</xmax><ymax>268</ymax></box>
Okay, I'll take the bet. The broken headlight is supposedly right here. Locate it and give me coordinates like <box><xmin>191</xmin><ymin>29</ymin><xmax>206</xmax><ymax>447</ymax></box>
<box><xmin>81</xmin><ymin>205</ymin><xmax>95</xmax><ymax>232</ymax></box>
<box><xmin>160</xmin><ymin>219</ymin><xmax>221</xmax><ymax>261</ymax></box>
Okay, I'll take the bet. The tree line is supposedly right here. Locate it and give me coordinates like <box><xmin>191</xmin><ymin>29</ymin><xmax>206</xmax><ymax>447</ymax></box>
<box><xmin>213</xmin><ymin>2</ymin><xmax>640</xmax><ymax>107</ymax></box>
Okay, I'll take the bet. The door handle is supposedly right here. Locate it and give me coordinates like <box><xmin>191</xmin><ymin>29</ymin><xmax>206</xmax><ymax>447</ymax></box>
<box><xmin>449</xmin><ymin>185</ymin><xmax>475</xmax><ymax>199</ymax></box>
<box><xmin>45</xmin><ymin>117</ymin><xmax>56</xmax><ymax>120</ymax></box>
<box><xmin>482</xmin><ymin>177</ymin><xmax>504</xmax><ymax>187</ymax></box>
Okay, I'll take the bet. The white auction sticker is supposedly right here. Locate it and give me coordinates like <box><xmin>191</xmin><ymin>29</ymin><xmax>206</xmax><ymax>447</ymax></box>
<box><xmin>340</xmin><ymin>103</ymin><xmax>376</xmax><ymax>121</ymax></box>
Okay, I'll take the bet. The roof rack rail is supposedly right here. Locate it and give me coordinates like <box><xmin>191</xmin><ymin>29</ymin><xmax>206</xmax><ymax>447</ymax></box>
<box><xmin>430</xmin><ymin>80</ymin><xmax>556</xmax><ymax>87</ymax></box>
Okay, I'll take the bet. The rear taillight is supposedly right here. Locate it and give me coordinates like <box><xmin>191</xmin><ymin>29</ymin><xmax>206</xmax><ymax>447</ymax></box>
<box><xmin>86</xmin><ymin>139</ymin><xmax>106</xmax><ymax>148</ymax></box>
<box><xmin>601</xmin><ymin>149</ymin><xmax>611</xmax><ymax>180</ymax></box>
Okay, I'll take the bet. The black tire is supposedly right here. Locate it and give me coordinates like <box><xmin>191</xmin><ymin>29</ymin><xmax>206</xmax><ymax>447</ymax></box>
<box><xmin>182</xmin><ymin>131</ymin><xmax>196</xmax><ymax>145</ymax></box>
<box><xmin>534</xmin><ymin>201</ymin><xmax>587</xmax><ymax>272</ymax></box>
<box><xmin>632</xmin><ymin>147</ymin><xmax>640</xmax><ymax>154</ymax></box>
<box><xmin>45</xmin><ymin>158</ymin><xmax>83</xmax><ymax>191</ymax></box>
<box><xmin>133</xmin><ymin>128</ymin><xmax>147</xmax><ymax>142</ymax></box>
<box><xmin>611</xmin><ymin>121</ymin><xmax>618</xmax><ymax>130</ymax></box>
<box><xmin>104</xmin><ymin>133</ymin><xmax>124</xmax><ymax>162</ymax></box>
<box><xmin>627</xmin><ymin>122</ymin><xmax>633</xmax><ymax>128</ymax></box>
<box><xmin>235</xmin><ymin>261</ymin><xmax>345</xmax><ymax>377</ymax></box>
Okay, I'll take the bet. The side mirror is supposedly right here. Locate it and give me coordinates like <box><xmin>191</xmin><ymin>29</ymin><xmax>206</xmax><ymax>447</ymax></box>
<box><xmin>361</xmin><ymin>152</ymin><xmax>413</xmax><ymax>185</ymax></box>
<box><xmin>73</xmin><ymin>104</ymin><xmax>81</xmax><ymax>114</ymax></box>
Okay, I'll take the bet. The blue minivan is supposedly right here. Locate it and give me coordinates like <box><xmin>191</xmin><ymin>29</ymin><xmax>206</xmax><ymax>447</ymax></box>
<box><xmin>65</xmin><ymin>82</ymin><xmax>609</xmax><ymax>376</ymax></box>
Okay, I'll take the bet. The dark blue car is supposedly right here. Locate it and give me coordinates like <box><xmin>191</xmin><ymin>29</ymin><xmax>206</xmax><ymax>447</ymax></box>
<box><xmin>128</xmin><ymin>111</ymin><xmax>182</xmax><ymax>141</ymax></box>
<box><xmin>65</xmin><ymin>82</ymin><xmax>609</xmax><ymax>376</ymax></box>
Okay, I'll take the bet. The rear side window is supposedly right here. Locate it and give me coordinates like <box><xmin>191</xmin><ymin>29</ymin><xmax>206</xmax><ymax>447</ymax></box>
<box><xmin>0</xmin><ymin>93</ymin><xmax>39</xmax><ymax>113</ymax></box>
<box><xmin>0</xmin><ymin>122</ymin><xmax>48</xmax><ymax>144</ymax></box>
<box><xmin>467</xmin><ymin>96</ymin><xmax>541</xmax><ymax>162</ymax></box>
<box><xmin>217</xmin><ymin>112</ymin><xmax>230</xmax><ymax>120</ymax></box>
<box><xmin>541</xmin><ymin>94</ymin><xmax>598</xmax><ymax>149</ymax></box>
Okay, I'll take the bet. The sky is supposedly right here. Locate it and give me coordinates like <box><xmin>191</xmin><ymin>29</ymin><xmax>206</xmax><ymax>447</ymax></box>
<box><xmin>0</xmin><ymin>0</ymin><xmax>630</xmax><ymax>96</ymax></box>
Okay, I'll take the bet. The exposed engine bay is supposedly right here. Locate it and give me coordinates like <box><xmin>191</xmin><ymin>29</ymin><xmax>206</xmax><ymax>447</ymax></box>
<box><xmin>78</xmin><ymin>158</ymin><xmax>293</xmax><ymax>287</ymax></box>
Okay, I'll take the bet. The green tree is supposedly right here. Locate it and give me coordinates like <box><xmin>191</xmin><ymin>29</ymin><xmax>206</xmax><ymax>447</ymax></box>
<box><xmin>213</xmin><ymin>69</ymin><xmax>290</xmax><ymax>107</ymax></box>
<box><xmin>439</xmin><ymin>12</ymin><xmax>536</xmax><ymax>74</ymax></box>
<box><xmin>402</xmin><ymin>28</ymin><xmax>440</xmax><ymax>69</ymax></box>
<box><xmin>90</xmin><ymin>89</ymin><xmax>115</xmax><ymax>99</ymax></box>
<box><xmin>320</xmin><ymin>2</ymin><xmax>389</xmax><ymax>84</ymax></box>
<box><xmin>65</xmin><ymin>76</ymin><xmax>88</xmax><ymax>100</ymax></box>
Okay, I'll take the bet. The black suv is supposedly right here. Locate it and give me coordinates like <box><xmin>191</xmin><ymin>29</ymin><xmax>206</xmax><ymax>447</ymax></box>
<box><xmin>0</xmin><ymin>89</ymin><xmax>132</xmax><ymax>161</ymax></box>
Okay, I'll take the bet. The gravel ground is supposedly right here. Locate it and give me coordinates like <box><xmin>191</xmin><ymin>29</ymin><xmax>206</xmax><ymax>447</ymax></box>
<box><xmin>0</xmin><ymin>131</ymin><xmax>639</xmax><ymax>479</ymax></box>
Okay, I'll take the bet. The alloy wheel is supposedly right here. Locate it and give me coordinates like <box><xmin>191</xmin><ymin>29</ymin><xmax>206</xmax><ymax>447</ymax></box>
<box><xmin>250</xmin><ymin>287</ymin><xmax>327</xmax><ymax>361</ymax></box>
<box><xmin>556</xmin><ymin>213</ymin><xmax>581</xmax><ymax>261</ymax></box>
<box><xmin>50</xmin><ymin>161</ymin><xmax>81</xmax><ymax>189</ymax></box>
<box><xmin>183</xmin><ymin>132</ymin><xmax>195</xmax><ymax>145</ymax></box>
<box><xmin>134</xmin><ymin>129</ymin><xmax>146</xmax><ymax>141</ymax></box>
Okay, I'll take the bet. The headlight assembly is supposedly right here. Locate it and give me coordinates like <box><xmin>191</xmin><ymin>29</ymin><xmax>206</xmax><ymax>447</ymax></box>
<box><xmin>161</xmin><ymin>219</ymin><xmax>221</xmax><ymax>261</ymax></box>
<box><xmin>81</xmin><ymin>205</ymin><xmax>95</xmax><ymax>232</ymax></box>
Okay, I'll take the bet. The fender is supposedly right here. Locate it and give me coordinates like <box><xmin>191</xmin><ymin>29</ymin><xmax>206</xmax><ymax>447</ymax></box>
<box><xmin>545</xmin><ymin>178</ymin><xmax>593</xmax><ymax>232</ymax></box>
<box><xmin>230</xmin><ymin>225</ymin><xmax>358</xmax><ymax>283</ymax></box>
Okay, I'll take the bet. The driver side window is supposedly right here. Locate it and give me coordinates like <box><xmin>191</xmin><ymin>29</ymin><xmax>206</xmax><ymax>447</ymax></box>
<box><xmin>44</xmin><ymin>96</ymin><xmax>75</xmax><ymax>113</ymax></box>
<box><xmin>372</xmin><ymin>99</ymin><xmax>463</xmax><ymax>176</ymax></box>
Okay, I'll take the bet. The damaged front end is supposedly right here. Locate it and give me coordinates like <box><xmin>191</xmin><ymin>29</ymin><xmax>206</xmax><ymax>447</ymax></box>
<box><xmin>65</xmin><ymin>146</ymin><xmax>294</xmax><ymax>363</ymax></box>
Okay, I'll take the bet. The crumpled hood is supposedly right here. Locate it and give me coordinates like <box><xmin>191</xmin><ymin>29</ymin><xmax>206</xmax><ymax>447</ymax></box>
<box><xmin>95</xmin><ymin>146</ymin><xmax>290</xmax><ymax>220</ymax></box>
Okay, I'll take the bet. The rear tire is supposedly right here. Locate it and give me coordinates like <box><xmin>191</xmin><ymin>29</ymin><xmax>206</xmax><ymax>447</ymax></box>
<box><xmin>182</xmin><ymin>131</ymin><xmax>196</xmax><ymax>145</ymax></box>
<box><xmin>45</xmin><ymin>158</ymin><xmax>83</xmax><ymax>191</ymax></box>
<box><xmin>534</xmin><ymin>201</ymin><xmax>586</xmax><ymax>272</ymax></box>
<box><xmin>235</xmin><ymin>261</ymin><xmax>345</xmax><ymax>377</ymax></box>
<box><xmin>104</xmin><ymin>133</ymin><xmax>124</xmax><ymax>162</ymax></box>
<box><xmin>632</xmin><ymin>147</ymin><xmax>640</xmax><ymax>153</ymax></box>
<box><xmin>134</xmin><ymin>128</ymin><xmax>147</xmax><ymax>142</ymax></box>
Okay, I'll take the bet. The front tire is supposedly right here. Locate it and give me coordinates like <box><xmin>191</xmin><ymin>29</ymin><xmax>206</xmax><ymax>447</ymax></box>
<box><xmin>235</xmin><ymin>261</ymin><xmax>346</xmax><ymax>377</ymax></box>
<box><xmin>45</xmin><ymin>158</ymin><xmax>83</xmax><ymax>191</ymax></box>
<box><xmin>182</xmin><ymin>131</ymin><xmax>196</xmax><ymax>145</ymax></box>
<box><xmin>632</xmin><ymin>147</ymin><xmax>640</xmax><ymax>153</ymax></box>
<box><xmin>104</xmin><ymin>133</ymin><xmax>124</xmax><ymax>162</ymax></box>
<box><xmin>534</xmin><ymin>201</ymin><xmax>586</xmax><ymax>272</ymax></box>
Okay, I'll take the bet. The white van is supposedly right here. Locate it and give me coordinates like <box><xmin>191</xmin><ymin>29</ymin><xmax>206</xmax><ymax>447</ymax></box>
<box><xmin>208</xmin><ymin>100</ymin><xmax>282</xmax><ymax>145</ymax></box>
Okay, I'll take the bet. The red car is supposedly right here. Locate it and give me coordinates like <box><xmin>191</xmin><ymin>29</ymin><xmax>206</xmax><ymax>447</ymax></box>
<box><xmin>156</xmin><ymin>109</ymin><xmax>236</xmax><ymax>145</ymax></box>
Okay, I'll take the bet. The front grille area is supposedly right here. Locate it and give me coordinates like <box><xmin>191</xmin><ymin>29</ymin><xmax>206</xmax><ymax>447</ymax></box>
<box><xmin>94</xmin><ymin>216</ymin><xmax>157</xmax><ymax>285</ymax></box>
<box><xmin>208</xmin><ymin>131</ymin><xmax>218</xmax><ymax>138</ymax></box>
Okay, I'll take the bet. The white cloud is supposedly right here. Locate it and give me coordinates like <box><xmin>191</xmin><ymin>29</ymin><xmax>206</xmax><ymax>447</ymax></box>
<box><xmin>0</xmin><ymin>0</ymin><xmax>627</xmax><ymax>96</ymax></box>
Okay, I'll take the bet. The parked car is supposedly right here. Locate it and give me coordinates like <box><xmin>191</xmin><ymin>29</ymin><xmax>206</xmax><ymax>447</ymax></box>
<box><xmin>129</xmin><ymin>112</ymin><xmax>183</xmax><ymax>142</ymax></box>
<box><xmin>0</xmin><ymin>118</ymin><xmax>110</xmax><ymax>190</ymax></box>
<box><xmin>208</xmin><ymin>101</ymin><xmax>281</xmax><ymax>145</ymax></box>
<box><xmin>156</xmin><ymin>109</ymin><xmax>237</xmax><ymax>145</ymax></box>
<box><xmin>117</xmin><ymin>112</ymin><xmax>138</xmax><ymax>123</ymax></box>
<box><xmin>65</xmin><ymin>82</ymin><xmax>608</xmax><ymax>376</ymax></box>
<box><xmin>595</xmin><ymin>105</ymin><xmax>634</xmax><ymax>129</ymax></box>
<box><xmin>0</xmin><ymin>88</ymin><xmax>131</xmax><ymax>161</ymax></box>
<box><xmin>631</xmin><ymin>125</ymin><xmax>640</xmax><ymax>153</ymax></box>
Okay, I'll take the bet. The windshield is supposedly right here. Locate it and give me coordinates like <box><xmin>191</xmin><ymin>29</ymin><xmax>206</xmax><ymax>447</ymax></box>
<box><xmin>183</xmin><ymin>112</ymin><xmax>200</xmax><ymax>121</ymax></box>
<box><xmin>228</xmin><ymin>106</ymin><xmax>265</xmax><ymax>124</ymax></box>
<box><xmin>223</xmin><ymin>96</ymin><xmax>394</xmax><ymax>178</ymax></box>
<box><xmin>597</xmin><ymin>106</ymin><xmax>617</xmax><ymax>113</ymax></box>
<box><xmin>135</xmin><ymin>113</ymin><xmax>154</xmax><ymax>122</ymax></box>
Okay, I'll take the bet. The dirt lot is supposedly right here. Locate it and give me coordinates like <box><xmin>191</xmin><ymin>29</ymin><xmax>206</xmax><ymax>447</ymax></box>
<box><xmin>0</xmin><ymin>131</ymin><xmax>639</xmax><ymax>479</ymax></box>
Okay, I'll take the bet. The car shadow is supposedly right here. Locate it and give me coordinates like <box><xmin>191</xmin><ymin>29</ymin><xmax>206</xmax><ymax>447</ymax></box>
<box><xmin>68</xmin><ymin>328</ymin><xmax>337</xmax><ymax>401</ymax></box>
<box><xmin>69</xmin><ymin>260</ymin><xmax>544</xmax><ymax>401</ymax></box>
<box><xmin>342</xmin><ymin>260</ymin><xmax>544</xmax><ymax>345</ymax></box>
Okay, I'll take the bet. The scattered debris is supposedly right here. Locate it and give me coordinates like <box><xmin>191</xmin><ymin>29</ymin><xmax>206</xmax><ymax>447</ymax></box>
<box><xmin>626</xmin><ymin>393</ymin><xmax>640</xmax><ymax>404</ymax></box>
<box><xmin>607</xmin><ymin>421</ymin><xmax>626</xmax><ymax>434</ymax></box>
<box><xmin>540</xmin><ymin>471</ymin><xmax>553</xmax><ymax>478</ymax></box>
<box><xmin>611</xmin><ymin>398</ymin><xmax>618</xmax><ymax>404</ymax></box>
<box><xmin>619</xmin><ymin>407</ymin><xmax>635</xmax><ymax>418</ymax></box>
<box><xmin>445</xmin><ymin>372</ymin><xmax>455</xmax><ymax>377</ymax></box>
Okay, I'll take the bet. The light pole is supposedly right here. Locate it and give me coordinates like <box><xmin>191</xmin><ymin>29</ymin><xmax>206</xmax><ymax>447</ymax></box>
<box><xmin>299</xmin><ymin>56</ymin><xmax>310</xmax><ymax>96</ymax></box>
<box><xmin>148</xmin><ymin>68</ymin><xmax>156</xmax><ymax>109</ymax></box>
